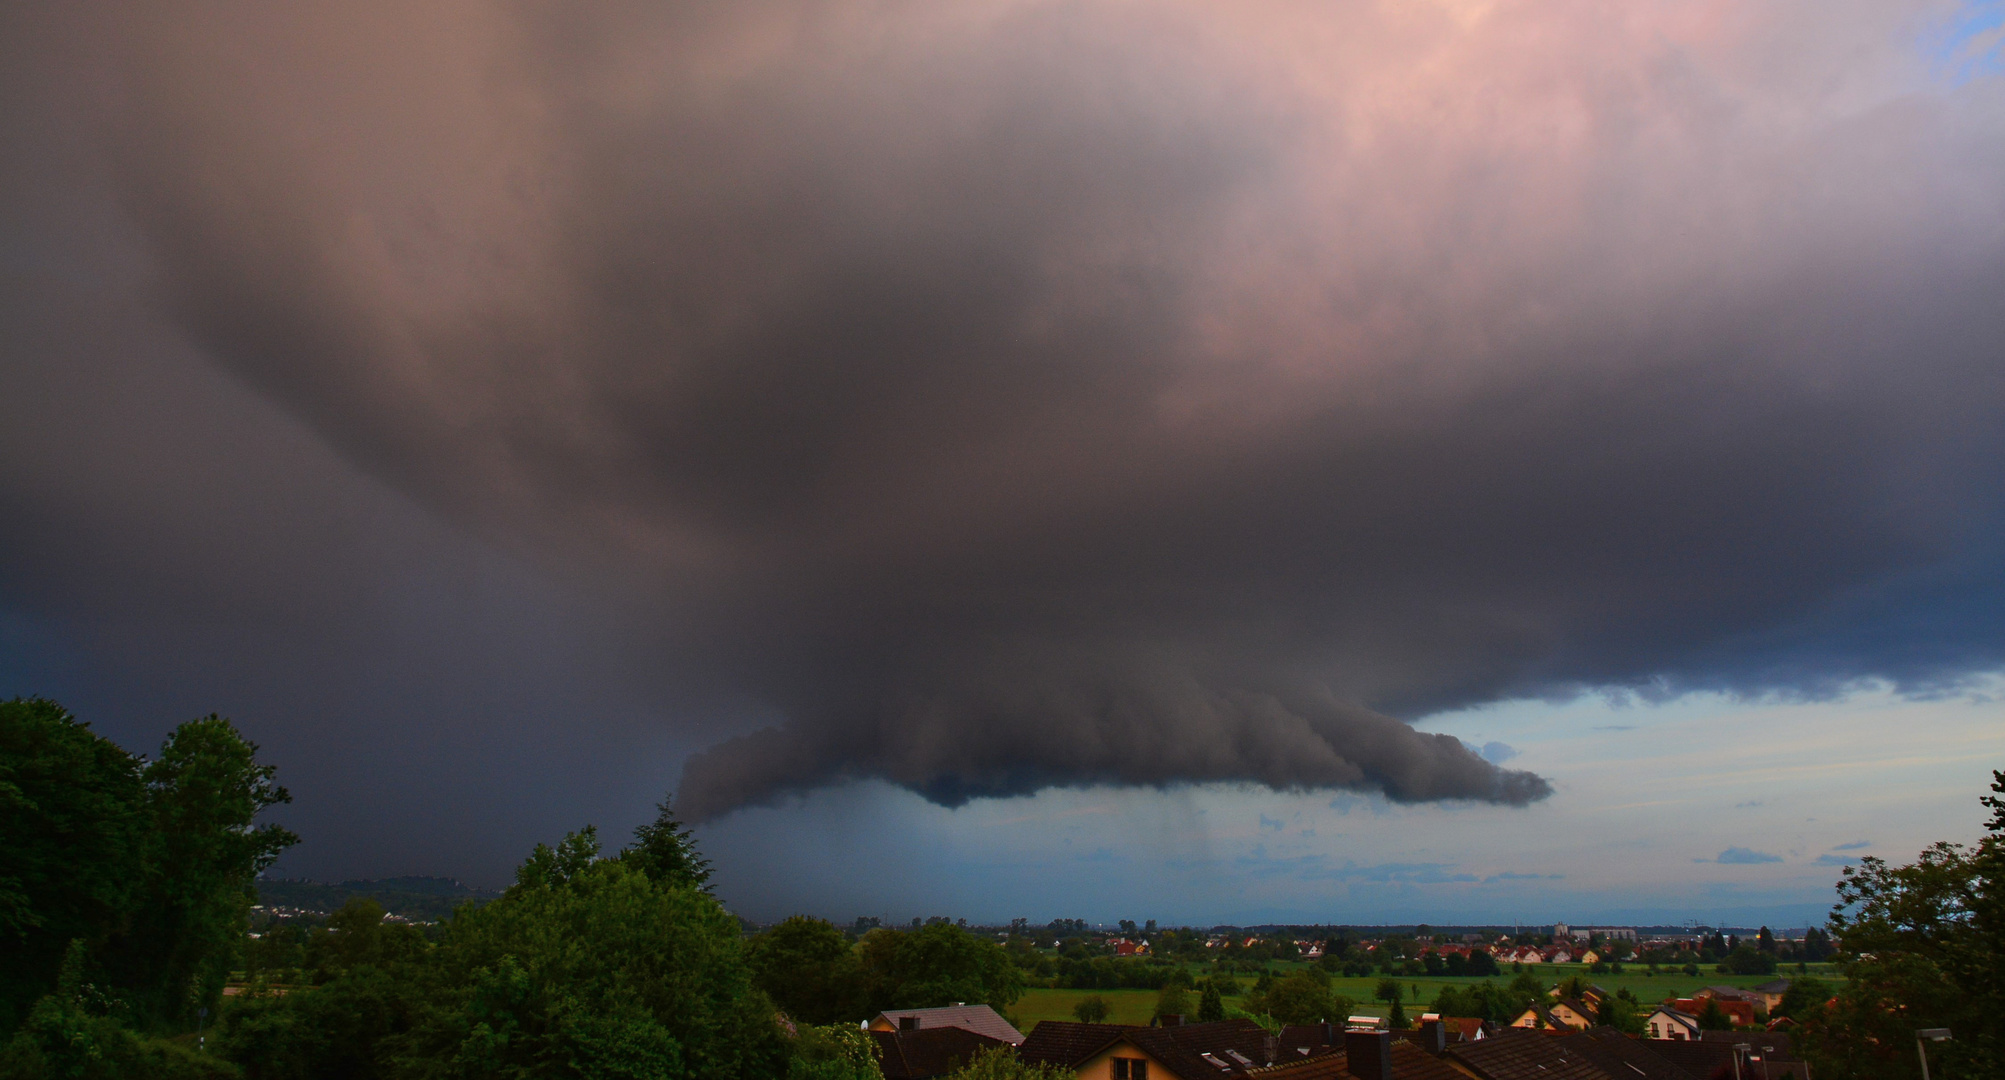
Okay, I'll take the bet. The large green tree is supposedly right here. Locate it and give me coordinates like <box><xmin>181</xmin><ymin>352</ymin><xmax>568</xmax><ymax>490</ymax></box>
<box><xmin>0</xmin><ymin>701</ymin><xmax>296</xmax><ymax>1034</ymax></box>
<box><xmin>749</xmin><ymin>917</ymin><xmax>868</xmax><ymax>1024</ymax></box>
<box><xmin>388</xmin><ymin>828</ymin><xmax>787</xmax><ymax>1079</ymax></box>
<box><xmin>1795</xmin><ymin>769</ymin><xmax>2003</xmax><ymax>1079</ymax></box>
<box><xmin>856</xmin><ymin>924</ymin><xmax>1022</xmax><ymax>1014</ymax></box>
<box><xmin>622</xmin><ymin>799</ymin><xmax>713</xmax><ymax>893</ymax></box>
<box><xmin>0</xmin><ymin>699</ymin><xmax>147</xmax><ymax>1032</ymax></box>
<box><xmin>114</xmin><ymin>715</ymin><xmax>299</xmax><ymax>1027</ymax></box>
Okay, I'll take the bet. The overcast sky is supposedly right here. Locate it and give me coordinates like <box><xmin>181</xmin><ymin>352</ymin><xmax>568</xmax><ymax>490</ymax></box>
<box><xmin>4</xmin><ymin>0</ymin><xmax>2004</xmax><ymax>926</ymax></box>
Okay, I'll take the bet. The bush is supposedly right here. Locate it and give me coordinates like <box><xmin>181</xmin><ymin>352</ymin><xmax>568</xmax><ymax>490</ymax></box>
<box><xmin>1723</xmin><ymin>946</ymin><xmax>1778</xmax><ymax>976</ymax></box>
<box><xmin>943</xmin><ymin>1046</ymin><xmax>1072</xmax><ymax>1080</ymax></box>
<box><xmin>788</xmin><ymin>1023</ymin><xmax>882</xmax><ymax>1080</ymax></box>
<box><xmin>0</xmin><ymin>994</ymin><xmax>237</xmax><ymax>1080</ymax></box>
<box><xmin>1073</xmin><ymin>996</ymin><xmax>1110</xmax><ymax>1024</ymax></box>
<box><xmin>1153</xmin><ymin>985</ymin><xmax>1192</xmax><ymax>1022</ymax></box>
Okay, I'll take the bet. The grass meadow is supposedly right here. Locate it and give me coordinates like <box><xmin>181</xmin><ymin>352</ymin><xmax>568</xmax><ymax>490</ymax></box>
<box><xmin>1006</xmin><ymin>963</ymin><xmax>1841</xmax><ymax>1031</ymax></box>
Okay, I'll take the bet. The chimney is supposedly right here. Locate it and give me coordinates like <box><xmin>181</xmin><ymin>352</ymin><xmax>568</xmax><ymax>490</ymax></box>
<box><xmin>1344</xmin><ymin>1030</ymin><xmax>1392</xmax><ymax>1080</ymax></box>
<box><xmin>899</xmin><ymin>1016</ymin><xmax>919</xmax><ymax>1032</ymax></box>
<box><xmin>1321</xmin><ymin>1022</ymin><xmax>1335</xmax><ymax>1045</ymax></box>
<box><xmin>1418</xmin><ymin>1019</ymin><xmax>1446</xmax><ymax>1054</ymax></box>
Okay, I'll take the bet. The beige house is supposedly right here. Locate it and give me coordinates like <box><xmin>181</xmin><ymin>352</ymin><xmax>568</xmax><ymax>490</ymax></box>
<box><xmin>1644</xmin><ymin>1006</ymin><xmax>1702</xmax><ymax>1041</ymax></box>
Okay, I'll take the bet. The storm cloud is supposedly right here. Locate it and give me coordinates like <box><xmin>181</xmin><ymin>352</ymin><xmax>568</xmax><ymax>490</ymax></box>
<box><xmin>5</xmin><ymin>1</ymin><xmax>2005</xmax><ymax>836</ymax></box>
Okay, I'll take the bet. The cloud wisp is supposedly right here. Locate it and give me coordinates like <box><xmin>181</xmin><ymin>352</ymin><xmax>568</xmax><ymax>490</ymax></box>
<box><xmin>5</xmin><ymin>0</ymin><xmax>2005</xmax><ymax>832</ymax></box>
<box><xmin>1710</xmin><ymin>848</ymin><xmax>1787</xmax><ymax>865</ymax></box>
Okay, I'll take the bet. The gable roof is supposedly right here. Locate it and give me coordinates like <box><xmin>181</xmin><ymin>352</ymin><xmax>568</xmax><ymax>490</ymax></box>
<box><xmin>873</xmin><ymin>1005</ymin><xmax>1025</xmax><ymax>1045</ymax></box>
<box><xmin>1552</xmin><ymin>1000</ymin><xmax>1595</xmax><ymax>1026</ymax></box>
<box><xmin>1559</xmin><ymin>1028</ymin><xmax>1702</xmax><ymax>1080</ymax></box>
<box><xmin>1645</xmin><ymin>1037</ymin><xmax>1808</xmax><ymax>1080</ymax></box>
<box><xmin>869</xmin><ymin>1028</ymin><xmax>1007</xmax><ymax>1080</ymax></box>
<box><xmin>1019</xmin><ymin>1019</ymin><xmax>1278</xmax><ymax>1080</ymax></box>
<box><xmin>1018</xmin><ymin>1021</ymin><xmax>1139</xmax><ymax>1068</ymax></box>
<box><xmin>1248</xmin><ymin>1040</ymin><xmax>1464</xmax><ymax>1080</ymax></box>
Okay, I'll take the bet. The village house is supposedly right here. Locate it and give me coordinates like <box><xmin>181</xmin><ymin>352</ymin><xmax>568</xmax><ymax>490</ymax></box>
<box><xmin>868</xmin><ymin>1004</ymin><xmax>1025</xmax><ymax>1045</ymax></box>
<box><xmin>868</xmin><ymin>1027</ymin><xmax>1007</xmax><ymax>1080</ymax></box>
<box><xmin>1507</xmin><ymin>1000</ymin><xmax>1592</xmax><ymax>1032</ymax></box>
<box><xmin>1018</xmin><ymin>1019</ymin><xmax>1277</xmax><ymax>1079</ymax></box>
<box><xmin>1671</xmin><ymin>996</ymin><xmax>1757</xmax><ymax>1027</ymax></box>
<box><xmin>1643</xmin><ymin>1006</ymin><xmax>1701</xmax><ymax>1041</ymax></box>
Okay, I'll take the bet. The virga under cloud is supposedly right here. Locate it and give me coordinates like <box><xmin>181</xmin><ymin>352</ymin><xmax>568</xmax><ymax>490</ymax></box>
<box><xmin>3</xmin><ymin>1</ymin><xmax>2004</xmax><ymax>839</ymax></box>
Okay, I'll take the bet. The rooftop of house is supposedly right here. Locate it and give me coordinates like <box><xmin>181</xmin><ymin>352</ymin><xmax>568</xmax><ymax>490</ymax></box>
<box><xmin>868</xmin><ymin>1027</ymin><xmax>1006</xmax><ymax>1080</ymax></box>
<box><xmin>1018</xmin><ymin>1019</ymin><xmax>1276</xmax><ymax>1080</ymax></box>
<box><xmin>1557</xmin><ymin>1029</ymin><xmax>1702</xmax><ymax>1080</ymax></box>
<box><xmin>1647</xmin><ymin>1033</ymin><xmax>1807</xmax><ymax>1080</ymax></box>
<box><xmin>871</xmin><ymin>1004</ymin><xmax>1024</xmax><ymax>1045</ymax></box>
<box><xmin>1247</xmin><ymin>1040</ymin><xmax>1463</xmax><ymax>1080</ymax></box>
<box><xmin>1443</xmin><ymin>1029</ymin><xmax>1611</xmax><ymax>1080</ymax></box>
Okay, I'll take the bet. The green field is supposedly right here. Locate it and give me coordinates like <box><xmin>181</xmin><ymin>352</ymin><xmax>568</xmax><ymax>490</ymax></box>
<box><xmin>1013</xmin><ymin>988</ymin><xmax>1164</xmax><ymax>1028</ymax></box>
<box><xmin>1007</xmin><ymin>963</ymin><xmax>1839</xmax><ymax>1032</ymax></box>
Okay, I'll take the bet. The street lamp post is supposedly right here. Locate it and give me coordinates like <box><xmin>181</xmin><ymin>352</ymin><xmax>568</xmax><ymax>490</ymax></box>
<box><xmin>1914</xmin><ymin>1028</ymin><xmax>1951</xmax><ymax>1080</ymax></box>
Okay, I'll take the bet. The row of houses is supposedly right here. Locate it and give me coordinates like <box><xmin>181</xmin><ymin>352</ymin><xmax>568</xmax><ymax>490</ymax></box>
<box><xmin>859</xmin><ymin>1004</ymin><xmax>1807</xmax><ymax>1080</ymax></box>
<box><xmin>1501</xmin><ymin>981</ymin><xmax>1797</xmax><ymax>1043</ymax></box>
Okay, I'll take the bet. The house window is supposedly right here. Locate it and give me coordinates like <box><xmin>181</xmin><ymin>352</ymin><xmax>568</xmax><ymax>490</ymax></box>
<box><xmin>1112</xmin><ymin>1058</ymin><xmax>1149</xmax><ymax>1080</ymax></box>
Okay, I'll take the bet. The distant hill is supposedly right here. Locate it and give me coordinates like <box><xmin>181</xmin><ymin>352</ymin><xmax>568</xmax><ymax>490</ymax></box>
<box><xmin>256</xmin><ymin>876</ymin><xmax>502</xmax><ymax>923</ymax></box>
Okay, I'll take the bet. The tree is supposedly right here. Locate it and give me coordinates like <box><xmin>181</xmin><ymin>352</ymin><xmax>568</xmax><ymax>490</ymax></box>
<box><xmin>114</xmin><ymin>714</ymin><xmax>299</xmax><ymax>1029</ymax></box>
<box><xmin>1387</xmin><ymin>997</ymin><xmax>1406</xmax><ymax>1029</ymax></box>
<box><xmin>1374</xmin><ymin>978</ymin><xmax>1401</xmax><ymax>1009</ymax></box>
<box><xmin>1197</xmin><ymin>983</ymin><xmax>1224</xmax><ymax>1022</ymax></box>
<box><xmin>750</xmin><ymin>916</ymin><xmax>869</xmax><ymax>1024</ymax></box>
<box><xmin>1153</xmin><ymin>984</ymin><xmax>1192</xmax><ymax>1023</ymax></box>
<box><xmin>515</xmin><ymin>825</ymin><xmax>602</xmax><ymax>889</ymax></box>
<box><xmin>624</xmin><ymin>796</ymin><xmax>714</xmax><ymax>892</ymax></box>
<box><xmin>1594</xmin><ymin>988</ymin><xmax>1644</xmax><ymax>1036</ymax></box>
<box><xmin>389</xmin><ymin>831</ymin><xmax>787</xmax><ymax>1079</ymax></box>
<box><xmin>0</xmin><ymin>698</ymin><xmax>147</xmax><ymax>1032</ymax></box>
<box><xmin>302</xmin><ymin>898</ymin><xmax>428</xmax><ymax>980</ymax></box>
<box><xmin>943</xmin><ymin>1045</ymin><xmax>1072</xmax><ymax>1080</ymax></box>
<box><xmin>1695</xmin><ymin>998</ymin><xmax>1733</xmax><ymax>1032</ymax></box>
<box><xmin>857</xmin><ymin>923</ymin><xmax>1023</xmax><ymax>1014</ymax></box>
<box><xmin>787</xmin><ymin>1023</ymin><xmax>883</xmax><ymax>1080</ymax></box>
<box><xmin>1792</xmin><ymin>770</ymin><xmax>2004</xmax><ymax>1079</ymax></box>
<box><xmin>1432</xmin><ymin>974</ymin><xmax>1543</xmax><ymax>1025</ymax></box>
<box><xmin>1252</xmin><ymin>973</ymin><xmax>1347</xmax><ymax>1026</ymax></box>
<box><xmin>1072</xmin><ymin>996</ymin><xmax>1109</xmax><ymax>1024</ymax></box>
<box><xmin>1724</xmin><ymin>945</ymin><xmax>1778</xmax><ymax>975</ymax></box>
<box><xmin>0</xmin><ymin>946</ymin><xmax>235</xmax><ymax>1080</ymax></box>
